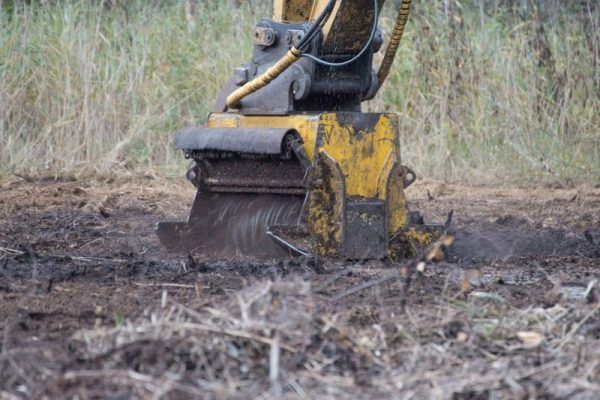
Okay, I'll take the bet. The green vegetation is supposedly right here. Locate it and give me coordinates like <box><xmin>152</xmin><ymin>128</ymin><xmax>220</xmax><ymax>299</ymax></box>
<box><xmin>0</xmin><ymin>1</ymin><xmax>598</xmax><ymax>184</ymax></box>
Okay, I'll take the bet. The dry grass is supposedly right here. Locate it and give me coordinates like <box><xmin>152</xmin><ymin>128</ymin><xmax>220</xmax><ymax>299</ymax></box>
<box><xmin>369</xmin><ymin>0</ymin><xmax>600</xmax><ymax>184</ymax></box>
<box><xmin>66</xmin><ymin>277</ymin><xmax>599</xmax><ymax>399</ymax></box>
<box><xmin>1</xmin><ymin>1</ymin><xmax>598</xmax><ymax>184</ymax></box>
<box><xmin>0</xmin><ymin>1</ymin><xmax>254</xmax><ymax>176</ymax></box>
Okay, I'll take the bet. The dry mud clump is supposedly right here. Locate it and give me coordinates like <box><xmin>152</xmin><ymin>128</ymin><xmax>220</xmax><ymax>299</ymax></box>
<box><xmin>0</xmin><ymin>177</ymin><xmax>598</xmax><ymax>399</ymax></box>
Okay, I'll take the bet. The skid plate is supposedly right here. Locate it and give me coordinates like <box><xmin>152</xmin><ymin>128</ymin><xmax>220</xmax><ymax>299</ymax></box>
<box><xmin>157</xmin><ymin>192</ymin><xmax>303</xmax><ymax>259</ymax></box>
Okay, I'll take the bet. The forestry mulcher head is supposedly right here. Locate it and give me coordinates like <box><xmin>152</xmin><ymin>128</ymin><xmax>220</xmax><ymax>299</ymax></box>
<box><xmin>157</xmin><ymin>0</ymin><xmax>446</xmax><ymax>260</ymax></box>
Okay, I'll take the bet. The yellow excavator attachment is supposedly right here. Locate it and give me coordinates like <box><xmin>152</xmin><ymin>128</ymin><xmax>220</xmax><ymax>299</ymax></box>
<box><xmin>156</xmin><ymin>0</ymin><xmax>448</xmax><ymax>260</ymax></box>
<box><xmin>157</xmin><ymin>112</ymin><xmax>445</xmax><ymax>259</ymax></box>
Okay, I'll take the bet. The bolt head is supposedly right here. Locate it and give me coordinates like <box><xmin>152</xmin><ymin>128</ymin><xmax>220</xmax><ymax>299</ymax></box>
<box><xmin>186</xmin><ymin>169</ymin><xmax>197</xmax><ymax>181</ymax></box>
<box><xmin>233</xmin><ymin>67</ymin><xmax>249</xmax><ymax>86</ymax></box>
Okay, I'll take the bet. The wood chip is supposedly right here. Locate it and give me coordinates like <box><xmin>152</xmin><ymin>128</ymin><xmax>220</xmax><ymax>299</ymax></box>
<box><xmin>517</xmin><ymin>331</ymin><xmax>544</xmax><ymax>348</ymax></box>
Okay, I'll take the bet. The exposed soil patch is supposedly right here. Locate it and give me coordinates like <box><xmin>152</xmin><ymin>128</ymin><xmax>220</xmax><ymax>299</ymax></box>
<box><xmin>0</xmin><ymin>177</ymin><xmax>598</xmax><ymax>399</ymax></box>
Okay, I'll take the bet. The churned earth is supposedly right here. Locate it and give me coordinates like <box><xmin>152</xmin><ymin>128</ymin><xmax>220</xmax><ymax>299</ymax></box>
<box><xmin>0</xmin><ymin>175</ymin><xmax>598</xmax><ymax>399</ymax></box>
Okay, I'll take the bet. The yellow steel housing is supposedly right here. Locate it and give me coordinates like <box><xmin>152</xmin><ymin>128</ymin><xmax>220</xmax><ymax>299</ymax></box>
<box><xmin>207</xmin><ymin>112</ymin><xmax>401</xmax><ymax>199</ymax></box>
<box><xmin>206</xmin><ymin>111</ymin><xmax>427</xmax><ymax>257</ymax></box>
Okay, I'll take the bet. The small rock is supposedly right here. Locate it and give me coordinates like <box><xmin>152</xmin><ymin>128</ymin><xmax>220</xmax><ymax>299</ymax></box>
<box><xmin>456</xmin><ymin>331</ymin><xmax>469</xmax><ymax>343</ymax></box>
<box><xmin>442</xmin><ymin>320</ymin><xmax>468</xmax><ymax>339</ymax></box>
<box><xmin>565</xmin><ymin>232</ymin><xmax>578</xmax><ymax>240</ymax></box>
<box><xmin>490</xmin><ymin>214</ymin><xmax>513</xmax><ymax>225</ymax></box>
<box><xmin>517</xmin><ymin>331</ymin><xmax>544</xmax><ymax>348</ymax></box>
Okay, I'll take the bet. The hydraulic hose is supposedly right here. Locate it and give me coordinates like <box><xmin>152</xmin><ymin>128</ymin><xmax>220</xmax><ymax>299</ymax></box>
<box><xmin>301</xmin><ymin>0</ymin><xmax>379</xmax><ymax>67</ymax></box>
<box><xmin>226</xmin><ymin>47</ymin><xmax>302</xmax><ymax>109</ymax></box>
<box><xmin>226</xmin><ymin>0</ymin><xmax>336</xmax><ymax>109</ymax></box>
<box><xmin>376</xmin><ymin>0</ymin><xmax>412</xmax><ymax>90</ymax></box>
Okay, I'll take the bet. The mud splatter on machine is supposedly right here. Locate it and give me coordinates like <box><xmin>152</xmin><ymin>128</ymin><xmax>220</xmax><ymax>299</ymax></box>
<box><xmin>157</xmin><ymin>0</ymin><xmax>446</xmax><ymax>259</ymax></box>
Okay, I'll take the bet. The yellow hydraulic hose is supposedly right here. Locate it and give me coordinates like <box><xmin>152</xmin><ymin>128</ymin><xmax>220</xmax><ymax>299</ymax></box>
<box><xmin>377</xmin><ymin>0</ymin><xmax>412</xmax><ymax>89</ymax></box>
<box><xmin>226</xmin><ymin>47</ymin><xmax>302</xmax><ymax>109</ymax></box>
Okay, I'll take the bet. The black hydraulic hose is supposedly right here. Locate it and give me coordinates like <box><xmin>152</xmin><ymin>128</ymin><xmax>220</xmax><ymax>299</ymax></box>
<box><xmin>300</xmin><ymin>0</ymin><xmax>379</xmax><ymax>67</ymax></box>
<box><xmin>297</xmin><ymin>0</ymin><xmax>337</xmax><ymax>51</ymax></box>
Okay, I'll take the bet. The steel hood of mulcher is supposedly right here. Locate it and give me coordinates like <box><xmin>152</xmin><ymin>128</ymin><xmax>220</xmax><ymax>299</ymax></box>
<box><xmin>174</xmin><ymin>127</ymin><xmax>299</xmax><ymax>157</ymax></box>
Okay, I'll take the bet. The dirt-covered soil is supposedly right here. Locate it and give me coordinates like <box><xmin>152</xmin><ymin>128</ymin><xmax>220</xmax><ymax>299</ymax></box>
<box><xmin>0</xmin><ymin>176</ymin><xmax>598</xmax><ymax>399</ymax></box>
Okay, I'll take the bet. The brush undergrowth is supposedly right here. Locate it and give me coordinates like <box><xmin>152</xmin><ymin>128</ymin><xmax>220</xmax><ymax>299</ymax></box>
<box><xmin>0</xmin><ymin>0</ymin><xmax>598</xmax><ymax>185</ymax></box>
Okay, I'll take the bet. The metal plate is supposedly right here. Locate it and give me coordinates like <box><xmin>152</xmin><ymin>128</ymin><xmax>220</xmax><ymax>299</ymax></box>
<box><xmin>174</xmin><ymin>127</ymin><xmax>296</xmax><ymax>155</ymax></box>
<box><xmin>344</xmin><ymin>198</ymin><xmax>387</xmax><ymax>259</ymax></box>
<box><xmin>157</xmin><ymin>192</ymin><xmax>304</xmax><ymax>260</ymax></box>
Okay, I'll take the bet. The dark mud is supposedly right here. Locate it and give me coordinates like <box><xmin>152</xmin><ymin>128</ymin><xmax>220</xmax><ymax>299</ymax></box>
<box><xmin>0</xmin><ymin>178</ymin><xmax>598</xmax><ymax>399</ymax></box>
<box><xmin>449</xmin><ymin>220</ymin><xmax>598</xmax><ymax>263</ymax></box>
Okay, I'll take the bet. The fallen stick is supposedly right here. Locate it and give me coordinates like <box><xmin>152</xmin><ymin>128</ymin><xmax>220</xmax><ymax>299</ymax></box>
<box><xmin>133</xmin><ymin>282</ymin><xmax>197</xmax><ymax>289</ymax></box>
<box><xmin>0</xmin><ymin>247</ymin><xmax>24</xmax><ymax>256</ymax></box>
<box><xmin>69</xmin><ymin>256</ymin><xmax>127</xmax><ymax>263</ymax></box>
<box><xmin>331</xmin><ymin>272</ymin><xmax>396</xmax><ymax>302</ymax></box>
<box><xmin>315</xmin><ymin>264</ymin><xmax>362</xmax><ymax>292</ymax></box>
<box><xmin>0</xmin><ymin>248</ymin><xmax>126</xmax><ymax>263</ymax></box>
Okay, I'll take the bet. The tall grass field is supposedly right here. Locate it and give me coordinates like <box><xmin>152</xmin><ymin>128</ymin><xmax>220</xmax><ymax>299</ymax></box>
<box><xmin>0</xmin><ymin>0</ymin><xmax>598</xmax><ymax>185</ymax></box>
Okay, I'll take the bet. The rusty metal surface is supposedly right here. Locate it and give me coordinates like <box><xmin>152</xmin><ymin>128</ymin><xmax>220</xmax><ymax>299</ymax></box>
<box><xmin>190</xmin><ymin>157</ymin><xmax>306</xmax><ymax>195</ymax></box>
<box><xmin>273</xmin><ymin>0</ymin><xmax>314</xmax><ymax>22</ymax></box>
<box><xmin>204</xmin><ymin>187</ymin><xmax>305</xmax><ymax>195</ymax></box>
<box><xmin>174</xmin><ymin>127</ymin><xmax>297</xmax><ymax>155</ymax></box>
<box><xmin>344</xmin><ymin>198</ymin><xmax>387</xmax><ymax>260</ymax></box>
<box><xmin>204</xmin><ymin>178</ymin><xmax>304</xmax><ymax>190</ymax></box>
<box><xmin>321</xmin><ymin>0</ymin><xmax>385</xmax><ymax>54</ymax></box>
<box><xmin>306</xmin><ymin>151</ymin><xmax>346</xmax><ymax>256</ymax></box>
